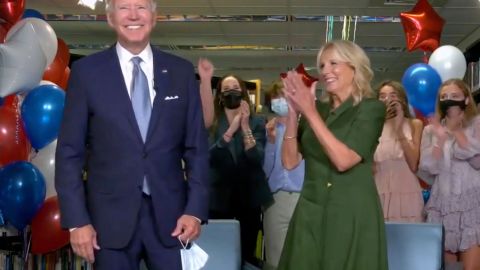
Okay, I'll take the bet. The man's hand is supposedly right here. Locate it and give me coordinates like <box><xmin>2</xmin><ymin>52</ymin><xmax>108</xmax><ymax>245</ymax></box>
<box><xmin>171</xmin><ymin>215</ymin><xmax>202</xmax><ymax>243</ymax></box>
<box><xmin>70</xmin><ymin>224</ymin><xmax>100</xmax><ymax>263</ymax></box>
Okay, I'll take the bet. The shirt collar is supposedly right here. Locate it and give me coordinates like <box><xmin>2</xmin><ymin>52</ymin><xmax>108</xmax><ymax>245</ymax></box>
<box><xmin>116</xmin><ymin>42</ymin><xmax>153</xmax><ymax>65</ymax></box>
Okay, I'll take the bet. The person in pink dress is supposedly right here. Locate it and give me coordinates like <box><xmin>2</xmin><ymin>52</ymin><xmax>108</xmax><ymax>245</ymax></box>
<box><xmin>374</xmin><ymin>80</ymin><xmax>424</xmax><ymax>222</ymax></box>
<box><xmin>420</xmin><ymin>79</ymin><xmax>480</xmax><ymax>270</ymax></box>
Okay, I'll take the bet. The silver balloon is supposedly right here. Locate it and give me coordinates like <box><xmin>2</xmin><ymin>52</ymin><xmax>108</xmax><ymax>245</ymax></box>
<box><xmin>6</xmin><ymin>18</ymin><xmax>58</xmax><ymax>67</ymax></box>
<box><xmin>31</xmin><ymin>140</ymin><xmax>57</xmax><ymax>198</ymax></box>
<box><xmin>0</xmin><ymin>37</ymin><xmax>47</xmax><ymax>97</ymax></box>
<box><xmin>428</xmin><ymin>45</ymin><xmax>467</xmax><ymax>82</ymax></box>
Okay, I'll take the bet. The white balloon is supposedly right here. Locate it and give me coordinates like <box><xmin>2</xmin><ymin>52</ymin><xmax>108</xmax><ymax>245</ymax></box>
<box><xmin>39</xmin><ymin>80</ymin><xmax>58</xmax><ymax>86</ymax></box>
<box><xmin>6</xmin><ymin>18</ymin><xmax>58</xmax><ymax>67</ymax></box>
<box><xmin>428</xmin><ymin>45</ymin><xmax>467</xmax><ymax>82</ymax></box>
<box><xmin>0</xmin><ymin>37</ymin><xmax>47</xmax><ymax>97</ymax></box>
<box><xmin>31</xmin><ymin>140</ymin><xmax>57</xmax><ymax>198</ymax></box>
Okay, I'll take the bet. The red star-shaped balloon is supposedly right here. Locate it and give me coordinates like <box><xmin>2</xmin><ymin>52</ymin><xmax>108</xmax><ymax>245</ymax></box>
<box><xmin>280</xmin><ymin>63</ymin><xmax>318</xmax><ymax>87</ymax></box>
<box><xmin>0</xmin><ymin>0</ymin><xmax>25</xmax><ymax>25</ymax></box>
<box><xmin>0</xmin><ymin>23</ymin><xmax>8</xmax><ymax>43</ymax></box>
<box><xmin>400</xmin><ymin>0</ymin><xmax>445</xmax><ymax>52</ymax></box>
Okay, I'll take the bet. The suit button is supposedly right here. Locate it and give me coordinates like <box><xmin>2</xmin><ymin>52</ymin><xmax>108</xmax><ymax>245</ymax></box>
<box><xmin>143</xmin><ymin>153</ymin><xmax>148</xmax><ymax>158</ymax></box>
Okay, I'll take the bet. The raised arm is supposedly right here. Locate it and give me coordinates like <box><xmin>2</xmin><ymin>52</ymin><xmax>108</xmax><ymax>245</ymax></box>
<box><xmin>198</xmin><ymin>58</ymin><xmax>214</xmax><ymax>128</ymax></box>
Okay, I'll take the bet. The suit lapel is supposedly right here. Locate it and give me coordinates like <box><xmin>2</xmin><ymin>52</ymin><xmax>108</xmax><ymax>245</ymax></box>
<box><xmin>106</xmin><ymin>47</ymin><xmax>144</xmax><ymax>144</ymax></box>
<box><xmin>146</xmin><ymin>47</ymin><xmax>171</xmax><ymax>142</ymax></box>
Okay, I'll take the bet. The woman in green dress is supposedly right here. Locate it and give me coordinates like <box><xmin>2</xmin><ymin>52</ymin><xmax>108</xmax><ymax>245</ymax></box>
<box><xmin>278</xmin><ymin>40</ymin><xmax>389</xmax><ymax>270</ymax></box>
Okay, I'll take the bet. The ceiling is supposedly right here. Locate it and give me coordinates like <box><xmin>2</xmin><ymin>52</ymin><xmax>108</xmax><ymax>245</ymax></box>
<box><xmin>25</xmin><ymin>0</ymin><xmax>480</xmax><ymax>90</ymax></box>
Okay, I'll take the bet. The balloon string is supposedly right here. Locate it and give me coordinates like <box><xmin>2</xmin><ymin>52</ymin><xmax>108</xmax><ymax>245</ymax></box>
<box><xmin>329</xmin><ymin>16</ymin><xmax>334</xmax><ymax>41</ymax></box>
<box><xmin>325</xmin><ymin>16</ymin><xmax>329</xmax><ymax>43</ymax></box>
<box><xmin>326</xmin><ymin>16</ymin><xmax>334</xmax><ymax>42</ymax></box>
<box><xmin>423</xmin><ymin>51</ymin><xmax>429</xmax><ymax>63</ymax></box>
<box><xmin>341</xmin><ymin>16</ymin><xmax>352</xmax><ymax>41</ymax></box>
<box><xmin>22</xmin><ymin>226</ymin><xmax>32</xmax><ymax>270</ymax></box>
<box><xmin>353</xmin><ymin>16</ymin><xmax>358</xmax><ymax>42</ymax></box>
<box><xmin>347</xmin><ymin>16</ymin><xmax>351</xmax><ymax>41</ymax></box>
<box><xmin>13</xmin><ymin>95</ymin><xmax>20</xmax><ymax>145</ymax></box>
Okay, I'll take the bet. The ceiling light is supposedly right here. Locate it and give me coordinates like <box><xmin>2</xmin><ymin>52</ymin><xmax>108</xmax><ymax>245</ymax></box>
<box><xmin>77</xmin><ymin>0</ymin><xmax>103</xmax><ymax>10</ymax></box>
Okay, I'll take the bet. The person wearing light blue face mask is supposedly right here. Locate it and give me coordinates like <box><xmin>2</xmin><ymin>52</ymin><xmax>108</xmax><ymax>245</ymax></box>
<box><xmin>262</xmin><ymin>81</ymin><xmax>305</xmax><ymax>270</ymax></box>
<box><xmin>271</xmin><ymin>96</ymin><xmax>289</xmax><ymax>117</ymax></box>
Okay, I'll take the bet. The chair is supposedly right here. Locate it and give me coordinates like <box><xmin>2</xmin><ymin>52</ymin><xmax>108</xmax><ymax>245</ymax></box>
<box><xmin>196</xmin><ymin>219</ymin><xmax>241</xmax><ymax>270</ymax></box>
<box><xmin>385</xmin><ymin>222</ymin><xmax>443</xmax><ymax>270</ymax></box>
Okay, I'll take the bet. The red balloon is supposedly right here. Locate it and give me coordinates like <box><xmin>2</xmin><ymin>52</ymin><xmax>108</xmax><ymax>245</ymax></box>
<box><xmin>0</xmin><ymin>0</ymin><xmax>25</xmax><ymax>25</ymax></box>
<box><xmin>57</xmin><ymin>66</ymin><xmax>70</xmax><ymax>90</ymax></box>
<box><xmin>280</xmin><ymin>63</ymin><xmax>319</xmax><ymax>87</ymax></box>
<box><xmin>418</xmin><ymin>178</ymin><xmax>430</xmax><ymax>189</ymax></box>
<box><xmin>0</xmin><ymin>23</ymin><xmax>9</xmax><ymax>43</ymax></box>
<box><xmin>400</xmin><ymin>0</ymin><xmax>445</xmax><ymax>52</ymax></box>
<box><xmin>43</xmin><ymin>39</ymin><xmax>69</xmax><ymax>86</ymax></box>
<box><xmin>413</xmin><ymin>108</ymin><xmax>429</xmax><ymax>126</ymax></box>
<box><xmin>31</xmin><ymin>196</ymin><xmax>70</xmax><ymax>254</ymax></box>
<box><xmin>0</xmin><ymin>94</ymin><xmax>31</xmax><ymax>167</ymax></box>
<box><xmin>56</xmin><ymin>38</ymin><xmax>70</xmax><ymax>67</ymax></box>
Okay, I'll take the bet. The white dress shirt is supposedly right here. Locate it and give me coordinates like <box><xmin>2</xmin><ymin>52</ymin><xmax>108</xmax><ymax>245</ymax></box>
<box><xmin>115</xmin><ymin>42</ymin><xmax>156</xmax><ymax>105</ymax></box>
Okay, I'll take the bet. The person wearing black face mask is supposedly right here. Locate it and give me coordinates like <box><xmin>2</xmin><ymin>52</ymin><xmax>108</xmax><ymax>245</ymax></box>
<box><xmin>419</xmin><ymin>79</ymin><xmax>480</xmax><ymax>270</ymax></box>
<box><xmin>439</xmin><ymin>98</ymin><xmax>467</xmax><ymax>118</ymax></box>
<box><xmin>221</xmin><ymin>89</ymin><xmax>243</xmax><ymax>109</ymax></box>
<box><xmin>208</xmin><ymin>74</ymin><xmax>272</xmax><ymax>267</ymax></box>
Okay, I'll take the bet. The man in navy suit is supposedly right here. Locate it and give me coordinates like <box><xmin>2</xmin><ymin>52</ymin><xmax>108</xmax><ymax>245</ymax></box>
<box><xmin>54</xmin><ymin>0</ymin><xmax>209</xmax><ymax>269</ymax></box>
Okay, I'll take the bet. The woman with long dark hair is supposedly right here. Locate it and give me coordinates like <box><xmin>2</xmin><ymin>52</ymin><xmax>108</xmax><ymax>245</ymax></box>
<box><xmin>208</xmin><ymin>75</ymin><xmax>271</xmax><ymax>266</ymax></box>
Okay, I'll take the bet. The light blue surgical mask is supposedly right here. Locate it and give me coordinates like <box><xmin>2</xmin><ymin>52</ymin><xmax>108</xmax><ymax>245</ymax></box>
<box><xmin>271</xmin><ymin>97</ymin><xmax>288</xmax><ymax>116</ymax></box>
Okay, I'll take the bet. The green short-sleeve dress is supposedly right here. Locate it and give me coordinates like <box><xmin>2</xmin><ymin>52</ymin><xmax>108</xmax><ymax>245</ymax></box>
<box><xmin>278</xmin><ymin>97</ymin><xmax>389</xmax><ymax>270</ymax></box>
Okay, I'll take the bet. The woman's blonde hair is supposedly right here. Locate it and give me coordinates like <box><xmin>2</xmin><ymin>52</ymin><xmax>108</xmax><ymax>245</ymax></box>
<box><xmin>264</xmin><ymin>80</ymin><xmax>285</xmax><ymax>112</ymax></box>
<box><xmin>435</xmin><ymin>78</ymin><xmax>477</xmax><ymax>122</ymax></box>
<box><xmin>316</xmin><ymin>40</ymin><xmax>374</xmax><ymax>105</ymax></box>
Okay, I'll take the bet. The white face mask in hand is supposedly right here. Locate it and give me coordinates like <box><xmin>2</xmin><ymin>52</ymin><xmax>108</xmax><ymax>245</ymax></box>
<box><xmin>179</xmin><ymin>237</ymin><xmax>209</xmax><ymax>270</ymax></box>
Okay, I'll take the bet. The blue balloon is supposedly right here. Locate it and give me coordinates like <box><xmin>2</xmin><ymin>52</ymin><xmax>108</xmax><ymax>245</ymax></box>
<box><xmin>0</xmin><ymin>161</ymin><xmax>46</xmax><ymax>230</ymax></box>
<box><xmin>21</xmin><ymin>85</ymin><xmax>65</xmax><ymax>150</ymax></box>
<box><xmin>422</xmin><ymin>189</ymin><xmax>431</xmax><ymax>204</ymax></box>
<box><xmin>402</xmin><ymin>63</ymin><xmax>442</xmax><ymax>116</ymax></box>
<box><xmin>22</xmin><ymin>9</ymin><xmax>45</xmax><ymax>20</ymax></box>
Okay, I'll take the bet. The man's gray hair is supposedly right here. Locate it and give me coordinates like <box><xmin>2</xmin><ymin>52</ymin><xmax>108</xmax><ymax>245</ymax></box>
<box><xmin>105</xmin><ymin>0</ymin><xmax>157</xmax><ymax>13</ymax></box>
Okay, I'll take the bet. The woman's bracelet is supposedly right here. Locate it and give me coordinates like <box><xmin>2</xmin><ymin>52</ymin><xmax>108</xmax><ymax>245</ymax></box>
<box><xmin>242</xmin><ymin>129</ymin><xmax>253</xmax><ymax>137</ymax></box>
<box><xmin>244</xmin><ymin>136</ymin><xmax>256</xmax><ymax>146</ymax></box>
<box><xmin>243</xmin><ymin>134</ymin><xmax>255</xmax><ymax>141</ymax></box>
<box><xmin>284</xmin><ymin>135</ymin><xmax>297</xmax><ymax>140</ymax></box>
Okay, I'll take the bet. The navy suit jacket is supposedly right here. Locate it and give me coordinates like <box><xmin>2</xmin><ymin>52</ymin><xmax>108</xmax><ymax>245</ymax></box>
<box><xmin>55</xmin><ymin>45</ymin><xmax>209</xmax><ymax>248</ymax></box>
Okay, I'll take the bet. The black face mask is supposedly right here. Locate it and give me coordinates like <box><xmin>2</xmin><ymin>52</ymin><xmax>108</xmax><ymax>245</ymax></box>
<box><xmin>222</xmin><ymin>90</ymin><xmax>243</xmax><ymax>109</ymax></box>
<box><xmin>439</xmin><ymin>99</ymin><xmax>467</xmax><ymax>117</ymax></box>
